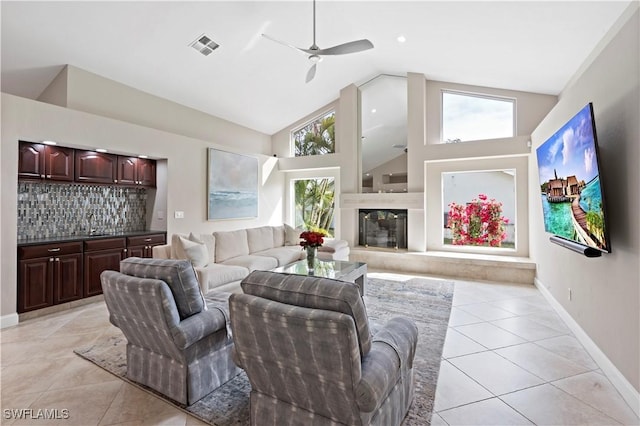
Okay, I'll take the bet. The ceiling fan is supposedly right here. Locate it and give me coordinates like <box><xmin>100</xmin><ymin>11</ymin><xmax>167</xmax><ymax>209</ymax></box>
<box><xmin>262</xmin><ymin>0</ymin><xmax>374</xmax><ymax>83</ymax></box>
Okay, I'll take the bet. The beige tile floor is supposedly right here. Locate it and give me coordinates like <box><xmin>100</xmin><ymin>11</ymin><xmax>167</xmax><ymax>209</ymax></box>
<box><xmin>428</xmin><ymin>275</ymin><xmax>640</xmax><ymax>426</ymax></box>
<box><xmin>1</xmin><ymin>271</ymin><xmax>638</xmax><ymax>425</ymax></box>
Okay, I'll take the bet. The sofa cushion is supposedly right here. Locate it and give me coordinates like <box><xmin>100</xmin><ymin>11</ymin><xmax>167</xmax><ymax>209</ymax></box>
<box><xmin>284</xmin><ymin>223</ymin><xmax>302</xmax><ymax>246</ymax></box>
<box><xmin>120</xmin><ymin>257</ymin><xmax>205</xmax><ymax>319</ymax></box>
<box><xmin>221</xmin><ymin>255</ymin><xmax>278</xmax><ymax>272</ymax></box>
<box><xmin>247</xmin><ymin>226</ymin><xmax>275</xmax><ymax>254</ymax></box>
<box><xmin>214</xmin><ymin>229</ymin><xmax>250</xmax><ymax>263</ymax></box>
<box><xmin>254</xmin><ymin>246</ymin><xmax>304</xmax><ymax>266</ymax></box>
<box><xmin>196</xmin><ymin>263</ymin><xmax>249</xmax><ymax>292</ymax></box>
<box><xmin>240</xmin><ymin>270</ymin><xmax>372</xmax><ymax>357</ymax></box>
<box><xmin>272</xmin><ymin>225</ymin><xmax>285</xmax><ymax>247</ymax></box>
<box><xmin>178</xmin><ymin>236</ymin><xmax>209</xmax><ymax>268</ymax></box>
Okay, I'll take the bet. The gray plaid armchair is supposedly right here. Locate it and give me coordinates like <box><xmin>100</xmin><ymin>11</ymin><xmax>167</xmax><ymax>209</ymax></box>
<box><xmin>100</xmin><ymin>257</ymin><xmax>240</xmax><ymax>405</ymax></box>
<box><xmin>229</xmin><ymin>270</ymin><xmax>419</xmax><ymax>425</ymax></box>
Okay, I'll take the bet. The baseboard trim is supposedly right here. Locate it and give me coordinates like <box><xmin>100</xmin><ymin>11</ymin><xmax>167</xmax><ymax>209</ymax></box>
<box><xmin>535</xmin><ymin>277</ymin><xmax>640</xmax><ymax>418</ymax></box>
<box><xmin>0</xmin><ymin>313</ymin><xmax>19</xmax><ymax>329</ymax></box>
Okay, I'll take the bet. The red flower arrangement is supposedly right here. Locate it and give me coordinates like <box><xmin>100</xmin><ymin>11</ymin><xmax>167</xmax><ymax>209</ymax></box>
<box><xmin>447</xmin><ymin>194</ymin><xmax>509</xmax><ymax>247</ymax></box>
<box><xmin>300</xmin><ymin>231</ymin><xmax>325</xmax><ymax>248</ymax></box>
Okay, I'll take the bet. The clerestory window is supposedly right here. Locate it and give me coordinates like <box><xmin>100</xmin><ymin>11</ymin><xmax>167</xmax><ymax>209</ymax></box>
<box><xmin>442</xmin><ymin>91</ymin><xmax>515</xmax><ymax>143</ymax></box>
<box><xmin>292</xmin><ymin>110</ymin><xmax>335</xmax><ymax>156</ymax></box>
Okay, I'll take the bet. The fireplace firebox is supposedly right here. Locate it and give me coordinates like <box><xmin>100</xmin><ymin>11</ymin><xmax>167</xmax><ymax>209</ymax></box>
<box><xmin>358</xmin><ymin>209</ymin><xmax>408</xmax><ymax>249</ymax></box>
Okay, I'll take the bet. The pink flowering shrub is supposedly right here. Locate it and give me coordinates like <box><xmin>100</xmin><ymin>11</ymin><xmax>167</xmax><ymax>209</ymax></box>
<box><xmin>447</xmin><ymin>194</ymin><xmax>509</xmax><ymax>247</ymax></box>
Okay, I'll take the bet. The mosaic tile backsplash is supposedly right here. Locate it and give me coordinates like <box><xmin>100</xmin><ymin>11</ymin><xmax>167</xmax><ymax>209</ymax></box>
<box><xmin>18</xmin><ymin>182</ymin><xmax>147</xmax><ymax>240</ymax></box>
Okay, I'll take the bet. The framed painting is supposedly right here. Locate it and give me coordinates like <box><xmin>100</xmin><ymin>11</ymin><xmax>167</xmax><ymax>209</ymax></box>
<box><xmin>207</xmin><ymin>148</ymin><xmax>258</xmax><ymax>220</ymax></box>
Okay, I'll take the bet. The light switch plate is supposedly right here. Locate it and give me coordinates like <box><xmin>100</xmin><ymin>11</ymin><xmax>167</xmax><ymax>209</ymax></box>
<box><xmin>174</xmin><ymin>211</ymin><xmax>185</xmax><ymax>219</ymax></box>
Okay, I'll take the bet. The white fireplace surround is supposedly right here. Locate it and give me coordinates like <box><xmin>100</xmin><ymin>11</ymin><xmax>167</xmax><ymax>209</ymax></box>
<box><xmin>341</xmin><ymin>192</ymin><xmax>424</xmax><ymax>210</ymax></box>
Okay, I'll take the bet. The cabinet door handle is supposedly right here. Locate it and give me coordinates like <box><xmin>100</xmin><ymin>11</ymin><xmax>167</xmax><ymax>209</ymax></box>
<box><xmin>114</xmin><ymin>179</ymin><xmax>118</xmax><ymax>183</ymax></box>
<box><xmin>40</xmin><ymin>174</ymin><xmax>45</xmax><ymax>178</ymax></box>
<box><xmin>46</xmin><ymin>175</ymin><xmax>52</xmax><ymax>178</ymax></box>
<box><xmin>47</xmin><ymin>248</ymin><xmax>61</xmax><ymax>252</ymax></box>
<box><xmin>123</xmin><ymin>248</ymin><xmax>128</xmax><ymax>253</ymax></box>
<box><xmin>49</xmin><ymin>258</ymin><xmax>54</xmax><ymax>262</ymax></box>
<box><xmin>144</xmin><ymin>238</ymin><xmax>152</xmax><ymax>242</ymax></box>
<box><xmin>55</xmin><ymin>258</ymin><xmax>60</xmax><ymax>262</ymax></box>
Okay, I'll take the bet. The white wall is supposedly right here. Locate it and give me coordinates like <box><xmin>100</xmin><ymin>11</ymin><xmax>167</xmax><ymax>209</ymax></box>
<box><xmin>529</xmin><ymin>5</ymin><xmax>639</xmax><ymax>395</ymax></box>
<box><xmin>1</xmin><ymin>93</ymin><xmax>283</xmax><ymax>322</ymax></box>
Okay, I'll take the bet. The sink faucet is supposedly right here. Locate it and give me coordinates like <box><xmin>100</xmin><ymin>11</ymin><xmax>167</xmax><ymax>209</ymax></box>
<box><xmin>87</xmin><ymin>213</ymin><xmax>96</xmax><ymax>235</ymax></box>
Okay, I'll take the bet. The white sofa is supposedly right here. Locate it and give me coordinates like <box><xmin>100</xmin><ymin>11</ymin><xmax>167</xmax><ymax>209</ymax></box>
<box><xmin>153</xmin><ymin>225</ymin><xmax>350</xmax><ymax>294</ymax></box>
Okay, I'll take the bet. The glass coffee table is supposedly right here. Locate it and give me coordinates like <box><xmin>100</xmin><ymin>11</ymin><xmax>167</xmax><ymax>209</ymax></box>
<box><xmin>272</xmin><ymin>259</ymin><xmax>367</xmax><ymax>295</ymax></box>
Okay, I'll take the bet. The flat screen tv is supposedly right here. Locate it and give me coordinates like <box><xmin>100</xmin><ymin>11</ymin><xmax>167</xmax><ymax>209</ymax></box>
<box><xmin>536</xmin><ymin>102</ymin><xmax>611</xmax><ymax>254</ymax></box>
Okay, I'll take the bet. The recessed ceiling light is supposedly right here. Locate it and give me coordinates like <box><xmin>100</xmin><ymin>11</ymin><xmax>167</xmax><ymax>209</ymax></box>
<box><xmin>138</xmin><ymin>155</ymin><xmax>148</xmax><ymax>159</ymax></box>
<box><xmin>43</xmin><ymin>140</ymin><xmax>57</xmax><ymax>145</ymax></box>
<box><xmin>397</xmin><ymin>35</ymin><xmax>406</xmax><ymax>43</ymax></box>
<box><xmin>371</xmin><ymin>109</ymin><xmax>377</xmax><ymax>113</ymax></box>
<box><xmin>96</xmin><ymin>148</ymin><xmax>108</xmax><ymax>153</ymax></box>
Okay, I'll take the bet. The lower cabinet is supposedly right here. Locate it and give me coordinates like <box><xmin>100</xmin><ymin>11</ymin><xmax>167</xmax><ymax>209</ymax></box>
<box><xmin>126</xmin><ymin>234</ymin><xmax>166</xmax><ymax>258</ymax></box>
<box><xmin>17</xmin><ymin>242</ymin><xmax>83</xmax><ymax>313</ymax></box>
<box><xmin>84</xmin><ymin>238</ymin><xmax>127</xmax><ymax>297</ymax></box>
<box><xmin>17</xmin><ymin>233</ymin><xmax>165</xmax><ymax>314</ymax></box>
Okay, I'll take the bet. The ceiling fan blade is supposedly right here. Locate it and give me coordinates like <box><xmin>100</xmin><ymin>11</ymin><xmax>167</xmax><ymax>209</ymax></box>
<box><xmin>261</xmin><ymin>33</ymin><xmax>307</xmax><ymax>55</ymax></box>
<box><xmin>302</xmin><ymin>39</ymin><xmax>374</xmax><ymax>56</ymax></box>
<box><xmin>305</xmin><ymin>63</ymin><xmax>317</xmax><ymax>83</ymax></box>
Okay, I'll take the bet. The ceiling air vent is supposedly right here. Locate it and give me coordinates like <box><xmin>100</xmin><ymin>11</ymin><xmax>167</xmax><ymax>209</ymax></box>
<box><xmin>189</xmin><ymin>34</ymin><xmax>219</xmax><ymax>56</ymax></box>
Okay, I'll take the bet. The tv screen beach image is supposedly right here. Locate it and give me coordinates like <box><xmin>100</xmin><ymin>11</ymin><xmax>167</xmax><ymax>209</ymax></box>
<box><xmin>536</xmin><ymin>104</ymin><xmax>609</xmax><ymax>252</ymax></box>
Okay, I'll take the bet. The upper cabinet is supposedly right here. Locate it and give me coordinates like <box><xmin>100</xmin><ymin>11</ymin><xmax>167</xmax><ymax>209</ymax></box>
<box><xmin>18</xmin><ymin>141</ymin><xmax>156</xmax><ymax>188</ymax></box>
<box><xmin>117</xmin><ymin>156</ymin><xmax>156</xmax><ymax>187</ymax></box>
<box><xmin>18</xmin><ymin>141</ymin><xmax>74</xmax><ymax>182</ymax></box>
<box><xmin>75</xmin><ymin>150</ymin><xmax>118</xmax><ymax>184</ymax></box>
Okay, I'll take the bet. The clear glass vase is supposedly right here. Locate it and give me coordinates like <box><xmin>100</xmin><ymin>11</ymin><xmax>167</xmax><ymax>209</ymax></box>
<box><xmin>306</xmin><ymin>246</ymin><xmax>317</xmax><ymax>272</ymax></box>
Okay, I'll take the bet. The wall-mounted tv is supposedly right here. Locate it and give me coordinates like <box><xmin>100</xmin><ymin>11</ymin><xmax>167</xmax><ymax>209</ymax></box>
<box><xmin>536</xmin><ymin>103</ymin><xmax>611</xmax><ymax>255</ymax></box>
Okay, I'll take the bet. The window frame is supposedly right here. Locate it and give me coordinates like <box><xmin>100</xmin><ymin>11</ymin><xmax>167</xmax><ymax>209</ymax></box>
<box><xmin>425</xmin><ymin>155</ymin><xmax>529</xmax><ymax>258</ymax></box>
<box><xmin>289</xmin><ymin>175</ymin><xmax>337</xmax><ymax>234</ymax></box>
<box><xmin>290</xmin><ymin>109</ymin><xmax>336</xmax><ymax>157</ymax></box>
<box><xmin>441</xmin><ymin>169</ymin><xmax>517</xmax><ymax>252</ymax></box>
<box><xmin>440</xmin><ymin>89</ymin><xmax>517</xmax><ymax>143</ymax></box>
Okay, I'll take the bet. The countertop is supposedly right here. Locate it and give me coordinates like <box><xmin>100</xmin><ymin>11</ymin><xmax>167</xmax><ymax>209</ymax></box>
<box><xmin>17</xmin><ymin>230</ymin><xmax>167</xmax><ymax>247</ymax></box>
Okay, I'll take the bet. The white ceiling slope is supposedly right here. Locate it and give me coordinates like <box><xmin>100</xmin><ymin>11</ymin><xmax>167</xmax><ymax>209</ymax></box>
<box><xmin>0</xmin><ymin>1</ymin><xmax>631</xmax><ymax>135</ymax></box>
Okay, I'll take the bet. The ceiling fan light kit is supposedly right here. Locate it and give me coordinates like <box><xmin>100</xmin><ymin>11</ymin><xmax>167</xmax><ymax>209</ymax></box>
<box><xmin>262</xmin><ymin>0</ymin><xmax>373</xmax><ymax>83</ymax></box>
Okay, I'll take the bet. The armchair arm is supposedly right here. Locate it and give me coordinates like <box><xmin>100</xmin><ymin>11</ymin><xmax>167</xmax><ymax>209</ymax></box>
<box><xmin>355</xmin><ymin>316</ymin><xmax>418</xmax><ymax>413</ymax></box>
<box><xmin>371</xmin><ymin>316</ymin><xmax>418</xmax><ymax>370</ymax></box>
<box><xmin>170</xmin><ymin>308</ymin><xmax>228</xmax><ymax>350</ymax></box>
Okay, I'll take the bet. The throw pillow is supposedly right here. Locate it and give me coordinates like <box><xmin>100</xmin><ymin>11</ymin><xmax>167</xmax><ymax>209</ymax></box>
<box><xmin>284</xmin><ymin>223</ymin><xmax>302</xmax><ymax>246</ymax></box>
<box><xmin>171</xmin><ymin>233</ymin><xmax>189</xmax><ymax>259</ymax></box>
<box><xmin>198</xmin><ymin>233</ymin><xmax>216</xmax><ymax>264</ymax></box>
<box><xmin>178</xmin><ymin>236</ymin><xmax>209</xmax><ymax>268</ymax></box>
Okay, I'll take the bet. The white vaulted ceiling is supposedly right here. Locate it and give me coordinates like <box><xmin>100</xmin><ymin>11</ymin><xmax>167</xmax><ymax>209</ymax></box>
<box><xmin>0</xmin><ymin>1</ymin><xmax>631</xmax><ymax>135</ymax></box>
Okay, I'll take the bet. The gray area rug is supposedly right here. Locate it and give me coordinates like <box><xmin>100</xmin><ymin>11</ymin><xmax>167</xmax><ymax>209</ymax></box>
<box><xmin>75</xmin><ymin>277</ymin><xmax>454</xmax><ymax>425</ymax></box>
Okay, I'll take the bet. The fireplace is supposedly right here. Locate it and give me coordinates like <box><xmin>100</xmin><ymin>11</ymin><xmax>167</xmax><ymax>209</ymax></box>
<box><xmin>358</xmin><ymin>209</ymin><xmax>408</xmax><ymax>249</ymax></box>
